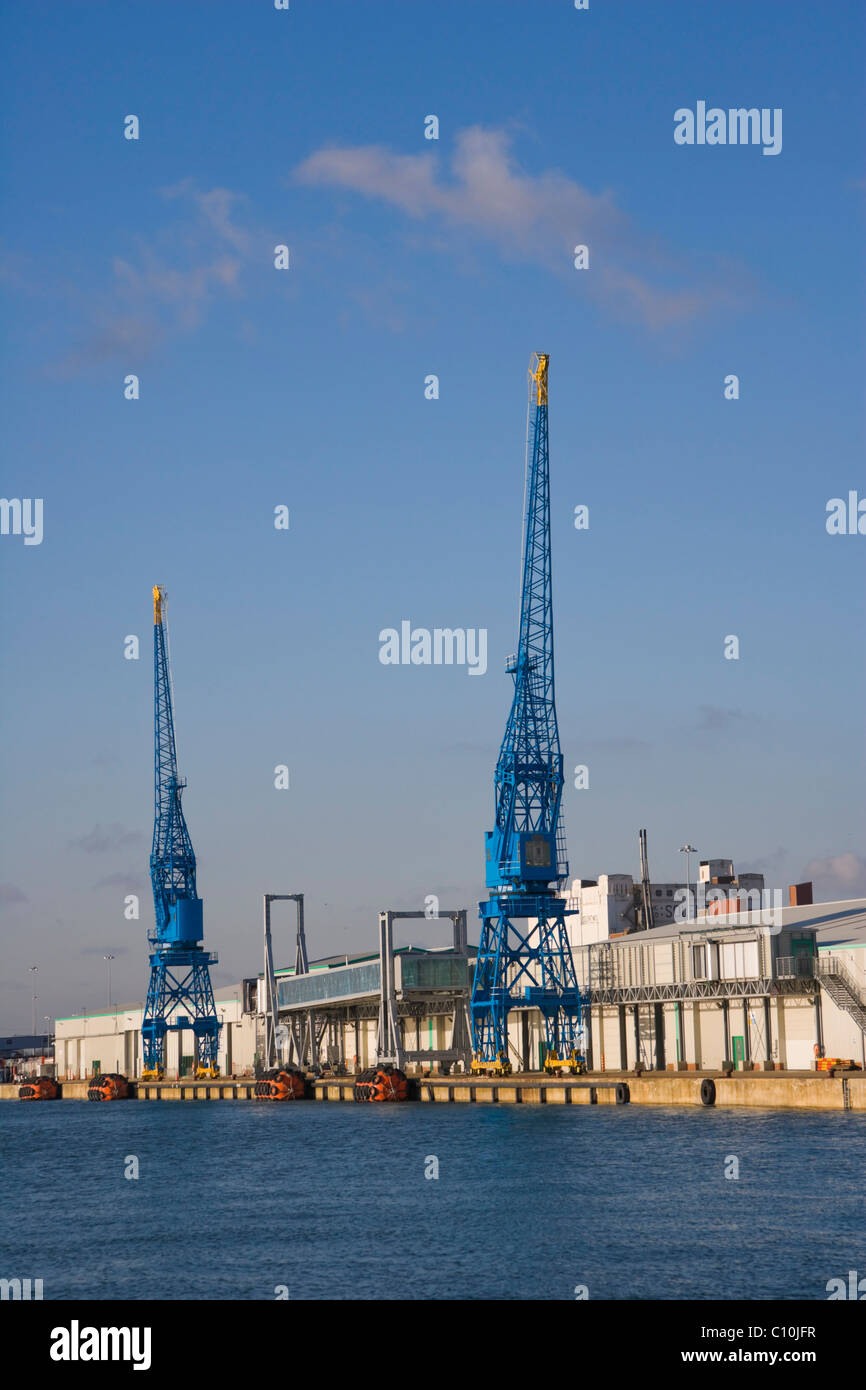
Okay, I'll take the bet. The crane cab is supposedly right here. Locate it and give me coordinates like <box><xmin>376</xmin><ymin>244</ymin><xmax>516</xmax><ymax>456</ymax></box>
<box><xmin>165</xmin><ymin>898</ymin><xmax>203</xmax><ymax>944</ymax></box>
<box><xmin>485</xmin><ymin>828</ymin><xmax>559</xmax><ymax>889</ymax></box>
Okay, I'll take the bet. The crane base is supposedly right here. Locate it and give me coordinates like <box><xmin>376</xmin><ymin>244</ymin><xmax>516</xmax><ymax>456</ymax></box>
<box><xmin>471</xmin><ymin>1055</ymin><xmax>512</xmax><ymax>1076</ymax></box>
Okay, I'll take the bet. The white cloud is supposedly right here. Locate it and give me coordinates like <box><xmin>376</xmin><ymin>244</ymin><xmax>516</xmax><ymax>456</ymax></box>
<box><xmin>295</xmin><ymin>126</ymin><xmax>740</xmax><ymax>329</ymax></box>
<box><xmin>52</xmin><ymin>182</ymin><xmax>257</xmax><ymax>374</ymax></box>
<box><xmin>802</xmin><ymin>853</ymin><xmax>866</xmax><ymax>900</ymax></box>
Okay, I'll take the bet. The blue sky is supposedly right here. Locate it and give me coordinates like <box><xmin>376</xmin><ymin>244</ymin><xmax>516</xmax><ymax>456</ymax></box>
<box><xmin>1</xmin><ymin>1</ymin><xmax>864</xmax><ymax>1028</ymax></box>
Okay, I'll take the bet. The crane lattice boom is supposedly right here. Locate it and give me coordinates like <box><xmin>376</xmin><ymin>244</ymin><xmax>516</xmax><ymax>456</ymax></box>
<box><xmin>470</xmin><ymin>356</ymin><xmax>588</xmax><ymax>1075</ymax></box>
<box><xmin>141</xmin><ymin>586</ymin><xmax>219</xmax><ymax>1079</ymax></box>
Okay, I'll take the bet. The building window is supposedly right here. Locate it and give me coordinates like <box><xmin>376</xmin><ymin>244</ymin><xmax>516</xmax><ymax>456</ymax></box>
<box><xmin>692</xmin><ymin>945</ymin><xmax>707</xmax><ymax>979</ymax></box>
<box><xmin>720</xmin><ymin>940</ymin><xmax>760</xmax><ymax>980</ymax></box>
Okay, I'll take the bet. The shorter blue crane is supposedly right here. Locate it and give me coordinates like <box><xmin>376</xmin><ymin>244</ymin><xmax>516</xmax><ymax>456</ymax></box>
<box><xmin>141</xmin><ymin>586</ymin><xmax>219</xmax><ymax>1079</ymax></box>
<box><xmin>471</xmin><ymin>355</ymin><xmax>589</xmax><ymax>1075</ymax></box>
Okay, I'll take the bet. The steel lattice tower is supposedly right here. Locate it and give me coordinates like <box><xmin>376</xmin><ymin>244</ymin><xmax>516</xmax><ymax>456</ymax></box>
<box><xmin>141</xmin><ymin>586</ymin><xmax>220</xmax><ymax>1078</ymax></box>
<box><xmin>470</xmin><ymin>355</ymin><xmax>588</xmax><ymax>1074</ymax></box>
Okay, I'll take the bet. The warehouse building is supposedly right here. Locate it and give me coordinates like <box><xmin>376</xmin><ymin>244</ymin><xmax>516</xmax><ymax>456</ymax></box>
<box><xmin>54</xmin><ymin>983</ymin><xmax>258</xmax><ymax>1081</ymax></box>
<box><xmin>53</xmin><ymin>930</ymin><xmax>474</xmax><ymax>1080</ymax></box>
<box><xmin>0</xmin><ymin>1034</ymin><xmax>55</xmax><ymax>1082</ymax></box>
<box><xmin>814</xmin><ymin>907</ymin><xmax>866</xmax><ymax>1065</ymax></box>
<box><xmin>562</xmin><ymin>896</ymin><xmax>866</xmax><ymax>1073</ymax></box>
<box><xmin>51</xmin><ymin>893</ymin><xmax>866</xmax><ymax>1080</ymax></box>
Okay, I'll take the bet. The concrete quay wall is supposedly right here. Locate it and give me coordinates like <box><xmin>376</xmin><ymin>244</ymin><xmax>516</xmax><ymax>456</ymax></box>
<box><xmin>2</xmin><ymin>1073</ymin><xmax>865</xmax><ymax>1110</ymax></box>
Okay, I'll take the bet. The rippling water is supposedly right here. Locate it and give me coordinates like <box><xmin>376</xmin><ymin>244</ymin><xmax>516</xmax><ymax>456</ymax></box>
<box><xmin>1</xmin><ymin>1101</ymin><xmax>863</xmax><ymax>1300</ymax></box>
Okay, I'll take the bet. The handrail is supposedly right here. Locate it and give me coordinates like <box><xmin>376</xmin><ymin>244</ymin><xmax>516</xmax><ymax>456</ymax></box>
<box><xmin>775</xmin><ymin>955</ymin><xmax>816</xmax><ymax>980</ymax></box>
<box><xmin>817</xmin><ymin>954</ymin><xmax>866</xmax><ymax>1005</ymax></box>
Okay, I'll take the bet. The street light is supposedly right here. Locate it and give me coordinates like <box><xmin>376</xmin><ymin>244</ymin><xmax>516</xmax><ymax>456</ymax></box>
<box><xmin>104</xmin><ymin>955</ymin><xmax>115</xmax><ymax>1008</ymax></box>
<box><xmin>29</xmin><ymin>966</ymin><xmax>38</xmax><ymax>1037</ymax></box>
<box><xmin>680</xmin><ymin>845</ymin><xmax>698</xmax><ymax>921</ymax></box>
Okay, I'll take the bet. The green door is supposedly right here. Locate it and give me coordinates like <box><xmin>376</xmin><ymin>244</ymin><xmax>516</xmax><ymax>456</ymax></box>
<box><xmin>732</xmin><ymin>1036</ymin><xmax>745</xmax><ymax>1070</ymax></box>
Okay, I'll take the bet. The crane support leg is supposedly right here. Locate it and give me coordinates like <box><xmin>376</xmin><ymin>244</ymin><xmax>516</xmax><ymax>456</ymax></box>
<box><xmin>471</xmin><ymin>895</ymin><xmax>587</xmax><ymax>1073</ymax></box>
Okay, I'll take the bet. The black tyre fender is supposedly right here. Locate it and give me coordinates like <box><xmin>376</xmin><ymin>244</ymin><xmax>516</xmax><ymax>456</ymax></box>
<box><xmin>700</xmin><ymin>1078</ymin><xmax>716</xmax><ymax>1107</ymax></box>
<box><xmin>615</xmin><ymin>1082</ymin><xmax>630</xmax><ymax>1105</ymax></box>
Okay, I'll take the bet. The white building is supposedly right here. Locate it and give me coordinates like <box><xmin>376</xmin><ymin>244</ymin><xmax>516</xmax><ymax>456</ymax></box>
<box><xmin>55</xmin><ymin>983</ymin><xmax>258</xmax><ymax>1080</ymax></box>
<box><xmin>815</xmin><ymin>907</ymin><xmax>866</xmax><ymax>1065</ymax></box>
<box><xmin>565</xmin><ymin>898</ymin><xmax>866</xmax><ymax>1073</ymax></box>
<box><xmin>561</xmin><ymin>857</ymin><xmax>767</xmax><ymax>943</ymax></box>
<box><xmin>563</xmin><ymin>875</ymin><xmax>635</xmax><ymax>942</ymax></box>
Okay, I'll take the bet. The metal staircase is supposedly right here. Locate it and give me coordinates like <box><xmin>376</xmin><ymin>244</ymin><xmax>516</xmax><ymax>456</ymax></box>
<box><xmin>817</xmin><ymin>955</ymin><xmax>866</xmax><ymax>1032</ymax></box>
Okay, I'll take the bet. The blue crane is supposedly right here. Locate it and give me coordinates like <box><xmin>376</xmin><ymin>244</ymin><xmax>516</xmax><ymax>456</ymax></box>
<box><xmin>141</xmin><ymin>585</ymin><xmax>220</xmax><ymax>1079</ymax></box>
<box><xmin>471</xmin><ymin>355</ymin><xmax>588</xmax><ymax>1075</ymax></box>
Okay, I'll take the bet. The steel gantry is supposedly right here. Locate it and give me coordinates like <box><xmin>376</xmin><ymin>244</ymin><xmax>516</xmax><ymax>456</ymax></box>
<box><xmin>262</xmin><ymin>893</ymin><xmax>313</xmax><ymax>1072</ymax></box>
<box><xmin>375</xmin><ymin>909</ymin><xmax>471</xmax><ymax>1070</ymax></box>
<box><xmin>471</xmin><ymin>355</ymin><xmax>588</xmax><ymax>1075</ymax></box>
<box><xmin>141</xmin><ymin>586</ymin><xmax>220</xmax><ymax>1078</ymax></box>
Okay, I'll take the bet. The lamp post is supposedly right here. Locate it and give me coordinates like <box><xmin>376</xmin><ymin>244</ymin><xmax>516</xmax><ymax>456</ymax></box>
<box><xmin>680</xmin><ymin>845</ymin><xmax>697</xmax><ymax>921</ymax></box>
<box><xmin>29</xmin><ymin>966</ymin><xmax>38</xmax><ymax>1037</ymax></box>
<box><xmin>103</xmin><ymin>955</ymin><xmax>115</xmax><ymax>1008</ymax></box>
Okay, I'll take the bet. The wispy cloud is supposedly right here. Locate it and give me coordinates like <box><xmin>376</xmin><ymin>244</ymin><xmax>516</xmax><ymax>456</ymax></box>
<box><xmin>0</xmin><ymin>883</ymin><xmax>27</xmax><ymax>907</ymax></box>
<box><xmin>162</xmin><ymin>181</ymin><xmax>254</xmax><ymax>256</ymax></box>
<box><xmin>93</xmin><ymin>870</ymin><xmax>147</xmax><ymax>894</ymax></box>
<box><xmin>739</xmin><ymin>846</ymin><xmax>788</xmax><ymax>876</ymax></box>
<box><xmin>110</xmin><ymin>246</ymin><xmax>241</xmax><ymax>329</ymax></box>
<box><xmin>69</xmin><ymin>823</ymin><xmax>142</xmax><ymax>855</ymax></box>
<box><xmin>51</xmin><ymin>181</ymin><xmax>260</xmax><ymax>374</ymax></box>
<box><xmin>294</xmin><ymin>126</ymin><xmax>745</xmax><ymax>329</ymax></box>
<box><xmin>58</xmin><ymin>313</ymin><xmax>163</xmax><ymax>372</ymax></box>
<box><xmin>694</xmin><ymin>705</ymin><xmax>757</xmax><ymax>733</ymax></box>
<box><xmin>802</xmin><ymin>853</ymin><xmax>866</xmax><ymax>901</ymax></box>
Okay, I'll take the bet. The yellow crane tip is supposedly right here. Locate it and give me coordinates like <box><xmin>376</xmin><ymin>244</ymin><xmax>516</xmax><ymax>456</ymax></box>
<box><xmin>529</xmin><ymin>353</ymin><xmax>549</xmax><ymax>406</ymax></box>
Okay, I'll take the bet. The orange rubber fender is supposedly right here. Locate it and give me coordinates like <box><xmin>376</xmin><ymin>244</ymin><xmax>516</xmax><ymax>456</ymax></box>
<box><xmin>254</xmin><ymin>1069</ymin><xmax>305</xmax><ymax>1100</ymax></box>
<box><xmin>354</xmin><ymin>1067</ymin><xmax>409</xmax><ymax>1102</ymax></box>
<box><xmin>378</xmin><ymin>1068</ymin><xmax>408</xmax><ymax>1101</ymax></box>
<box><xmin>18</xmin><ymin>1077</ymin><xmax>58</xmax><ymax>1101</ymax></box>
<box><xmin>87</xmin><ymin>1073</ymin><xmax>130</xmax><ymax>1101</ymax></box>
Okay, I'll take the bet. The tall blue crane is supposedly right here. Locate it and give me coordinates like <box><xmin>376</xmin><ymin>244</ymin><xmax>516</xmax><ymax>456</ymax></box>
<box><xmin>141</xmin><ymin>585</ymin><xmax>220</xmax><ymax>1079</ymax></box>
<box><xmin>471</xmin><ymin>354</ymin><xmax>588</xmax><ymax>1075</ymax></box>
